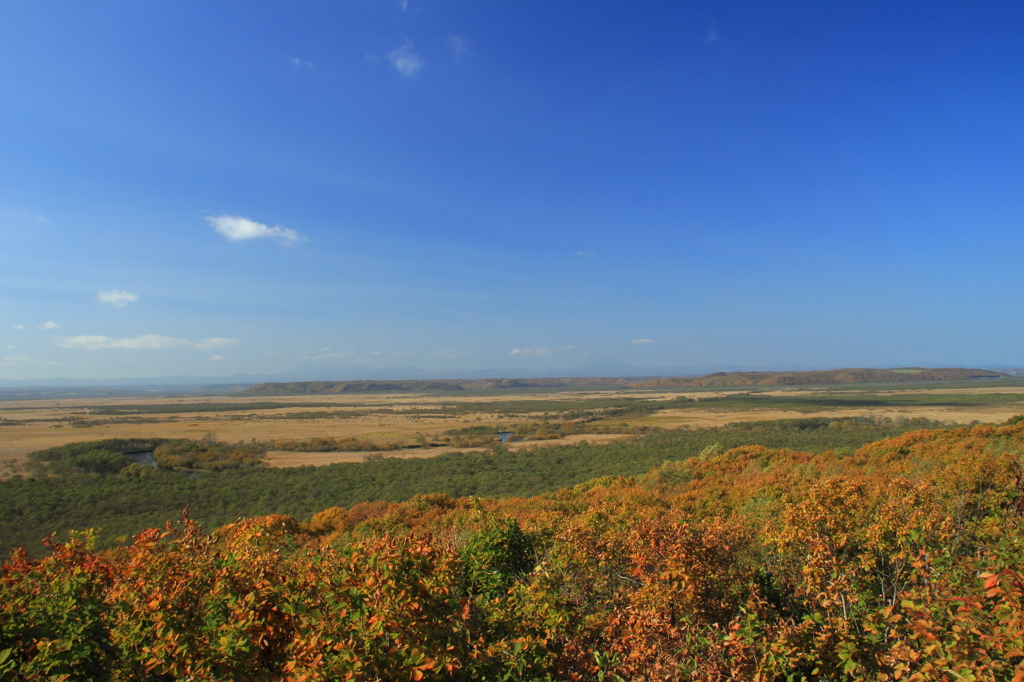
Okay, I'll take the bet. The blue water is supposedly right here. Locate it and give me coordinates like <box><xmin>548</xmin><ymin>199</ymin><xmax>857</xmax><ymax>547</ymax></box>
<box><xmin>126</xmin><ymin>451</ymin><xmax>157</xmax><ymax>468</ymax></box>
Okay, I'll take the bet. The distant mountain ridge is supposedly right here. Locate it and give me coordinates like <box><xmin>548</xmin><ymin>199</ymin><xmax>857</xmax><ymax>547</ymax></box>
<box><xmin>632</xmin><ymin>367</ymin><xmax>1006</xmax><ymax>388</ymax></box>
<box><xmin>243</xmin><ymin>367</ymin><xmax>1009</xmax><ymax>394</ymax></box>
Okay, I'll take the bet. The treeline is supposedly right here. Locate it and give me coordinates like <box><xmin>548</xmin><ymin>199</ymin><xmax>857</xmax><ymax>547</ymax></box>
<box><xmin>3</xmin><ymin>419</ymin><xmax>1024</xmax><ymax>679</ymax></box>
<box><xmin>272</xmin><ymin>436</ymin><xmax>388</xmax><ymax>453</ymax></box>
<box><xmin>2</xmin><ymin>416</ymin><xmax>950</xmax><ymax>555</ymax></box>
<box><xmin>442</xmin><ymin>420</ymin><xmax>647</xmax><ymax>447</ymax></box>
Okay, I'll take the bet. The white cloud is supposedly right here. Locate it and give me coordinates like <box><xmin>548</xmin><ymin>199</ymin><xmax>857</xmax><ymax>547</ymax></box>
<box><xmin>38</xmin><ymin>321</ymin><xmax>59</xmax><ymax>330</ymax></box>
<box><xmin>310</xmin><ymin>351</ymin><xmax>350</xmax><ymax>360</ymax></box>
<box><xmin>289</xmin><ymin>56</ymin><xmax>314</xmax><ymax>70</ymax></box>
<box><xmin>431</xmin><ymin>348</ymin><xmax>469</xmax><ymax>358</ymax></box>
<box><xmin>705</xmin><ymin>26</ymin><xmax>720</xmax><ymax>44</ymax></box>
<box><xmin>509</xmin><ymin>347</ymin><xmax>554</xmax><ymax>356</ymax></box>
<box><xmin>96</xmin><ymin>289</ymin><xmax>139</xmax><ymax>307</ymax></box>
<box><xmin>195</xmin><ymin>337</ymin><xmax>238</xmax><ymax>351</ymax></box>
<box><xmin>206</xmin><ymin>215</ymin><xmax>303</xmax><ymax>245</ymax></box>
<box><xmin>632</xmin><ymin>338</ymin><xmax>654</xmax><ymax>344</ymax></box>
<box><xmin>2</xmin><ymin>355</ymin><xmax>35</xmax><ymax>365</ymax></box>
<box><xmin>55</xmin><ymin>334</ymin><xmax>237</xmax><ymax>351</ymax></box>
<box><xmin>447</xmin><ymin>34</ymin><xmax>468</xmax><ymax>58</ymax></box>
<box><xmin>576</xmin><ymin>250</ymin><xmax>594</xmax><ymax>256</ymax></box>
<box><xmin>387</xmin><ymin>42</ymin><xmax>424</xmax><ymax>77</ymax></box>
<box><xmin>210</xmin><ymin>355</ymin><xmax>224</xmax><ymax>361</ymax></box>
<box><xmin>13</xmin><ymin>324</ymin><xmax>24</xmax><ymax>330</ymax></box>
<box><xmin>56</xmin><ymin>334</ymin><xmax>189</xmax><ymax>350</ymax></box>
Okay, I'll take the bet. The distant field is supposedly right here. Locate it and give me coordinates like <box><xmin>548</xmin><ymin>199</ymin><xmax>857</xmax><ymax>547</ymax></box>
<box><xmin>2</xmin><ymin>378</ymin><xmax>1023</xmax><ymax>476</ymax></box>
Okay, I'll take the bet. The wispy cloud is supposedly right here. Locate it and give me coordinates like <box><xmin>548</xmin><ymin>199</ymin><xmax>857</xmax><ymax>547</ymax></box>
<box><xmin>2</xmin><ymin>354</ymin><xmax>37</xmax><ymax>366</ymax></box>
<box><xmin>308</xmin><ymin>349</ymin><xmax>351</xmax><ymax>361</ymax></box>
<box><xmin>96</xmin><ymin>289</ymin><xmax>139</xmax><ymax>307</ymax></box>
<box><xmin>57</xmin><ymin>334</ymin><xmax>189</xmax><ymax>350</ymax></box>
<box><xmin>13</xmin><ymin>324</ymin><xmax>24</xmax><ymax>330</ymax></box>
<box><xmin>388</xmin><ymin>41</ymin><xmax>424</xmax><ymax>77</ymax></box>
<box><xmin>289</xmin><ymin>56</ymin><xmax>314</xmax><ymax>70</ymax></box>
<box><xmin>705</xmin><ymin>24</ymin><xmax>720</xmax><ymax>44</ymax></box>
<box><xmin>206</xmin><ymin>215</ymin><xmax>303</xmax><ymax>245</ymax></box>
<box><xmin>447</xmin><ymin>34</ymin><xmax>468</xmax><ymax>58</ymax></box>
<box><xmin>510</xmin><ymin>347</ymin><xmax>554</xmax><ymax>356</ymax></box>
<box><xmin>210</xmin><ymin>355</ymin><xmax>224</xmax><ymax>361</ymax></box>
<box><xmin>38</xmin><ymin>321</ymin><xmax>59</xmax><ymax>330</ymax></box>
<box><xmin>576</xmin><ymin>250</ymin><xmax>594</xmax><ymax>256</ymax></box>
<box><xmin>632</xmin><ymin>338</ymin><xmax>654</xmax><ymax>344</ymax></box>
<box><xmin>55</xmin><ymin>334</ymin><xmax>237</xmax><ymax>351</ymax></box>
<box><xmin>195</xmin><ymin>337</ymin><xmax>238</xmax><ymax>351</ymax></box>
<box><xmin>431</xmin><ymin>348</ymin><xmax>469</xmax><ymax>358</ymax></box>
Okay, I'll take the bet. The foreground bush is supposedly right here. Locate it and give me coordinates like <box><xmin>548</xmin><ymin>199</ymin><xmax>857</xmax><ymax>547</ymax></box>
<box><xmin>2</xmin><ymin>421</ymin><xmax>1024</xmax><ymax>680</ymax></box>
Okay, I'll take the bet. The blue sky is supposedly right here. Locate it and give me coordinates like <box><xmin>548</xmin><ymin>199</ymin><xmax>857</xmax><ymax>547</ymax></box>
<box><xmin>2</xmin><ymin>1</ymin><xmax>1022</xmax><ymax>380</ymax></box>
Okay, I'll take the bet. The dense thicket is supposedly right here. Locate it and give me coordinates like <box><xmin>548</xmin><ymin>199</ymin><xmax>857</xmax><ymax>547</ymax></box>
<box><xmin>2</xmin><ymin>417</ymin><xmax>947</xmax><ymax>555</ymax></box>
<box><xmin>3</xmin><ymin>419</ymin><xmax>1024</xmax><ymax>680</ymax></box>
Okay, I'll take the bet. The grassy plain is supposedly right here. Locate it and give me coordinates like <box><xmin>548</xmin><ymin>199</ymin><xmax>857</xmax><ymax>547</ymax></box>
<box><xmin>3</xmin><ymin>379</ymin><xmax>1024</xmax><ymax>474</ymax></box>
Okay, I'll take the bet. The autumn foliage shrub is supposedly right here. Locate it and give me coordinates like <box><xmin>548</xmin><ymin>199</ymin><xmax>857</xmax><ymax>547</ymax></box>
<box><xmin>2</xmin><ymin>419</ymin><xmax>1024</xmax><ymax>680</ymax></box>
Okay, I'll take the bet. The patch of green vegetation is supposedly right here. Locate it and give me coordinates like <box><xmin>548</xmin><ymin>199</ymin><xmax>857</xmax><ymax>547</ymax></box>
<box><xmin>25</xmin><ymin>436</ymin><xmax>267</xmax><ymax>477</ymax></box>
<box><xmin>27</xmin><ymin>438</ymin><xmax>168</xmax><ymax>476</ymax></box>
<box><xmin>152</xmin><ymin>438</ymin><xmax>266</xmax><ymax>470</ymax></box>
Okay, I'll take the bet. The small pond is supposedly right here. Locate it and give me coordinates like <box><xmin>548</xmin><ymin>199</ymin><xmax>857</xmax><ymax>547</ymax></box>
<box><xmin>125</xmin><ymin>451</ymin><xmax>157</xmax><ymax>468</ymax></box>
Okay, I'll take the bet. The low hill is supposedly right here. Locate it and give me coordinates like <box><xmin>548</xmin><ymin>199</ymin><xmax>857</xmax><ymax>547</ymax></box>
<box><xmin>243</xmin><ymin>377</ymin><xmax>637</xmax><ymax>395</ymax></box>
<box><xmin>633</xmin><ymin>366</ymin><xmax>1006</xmax><ymax>388</ymax></box>
<box><xmin>242</xmin><ymin>380</ymin><xmax>467</xmax><ymax>394</ymax></box>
